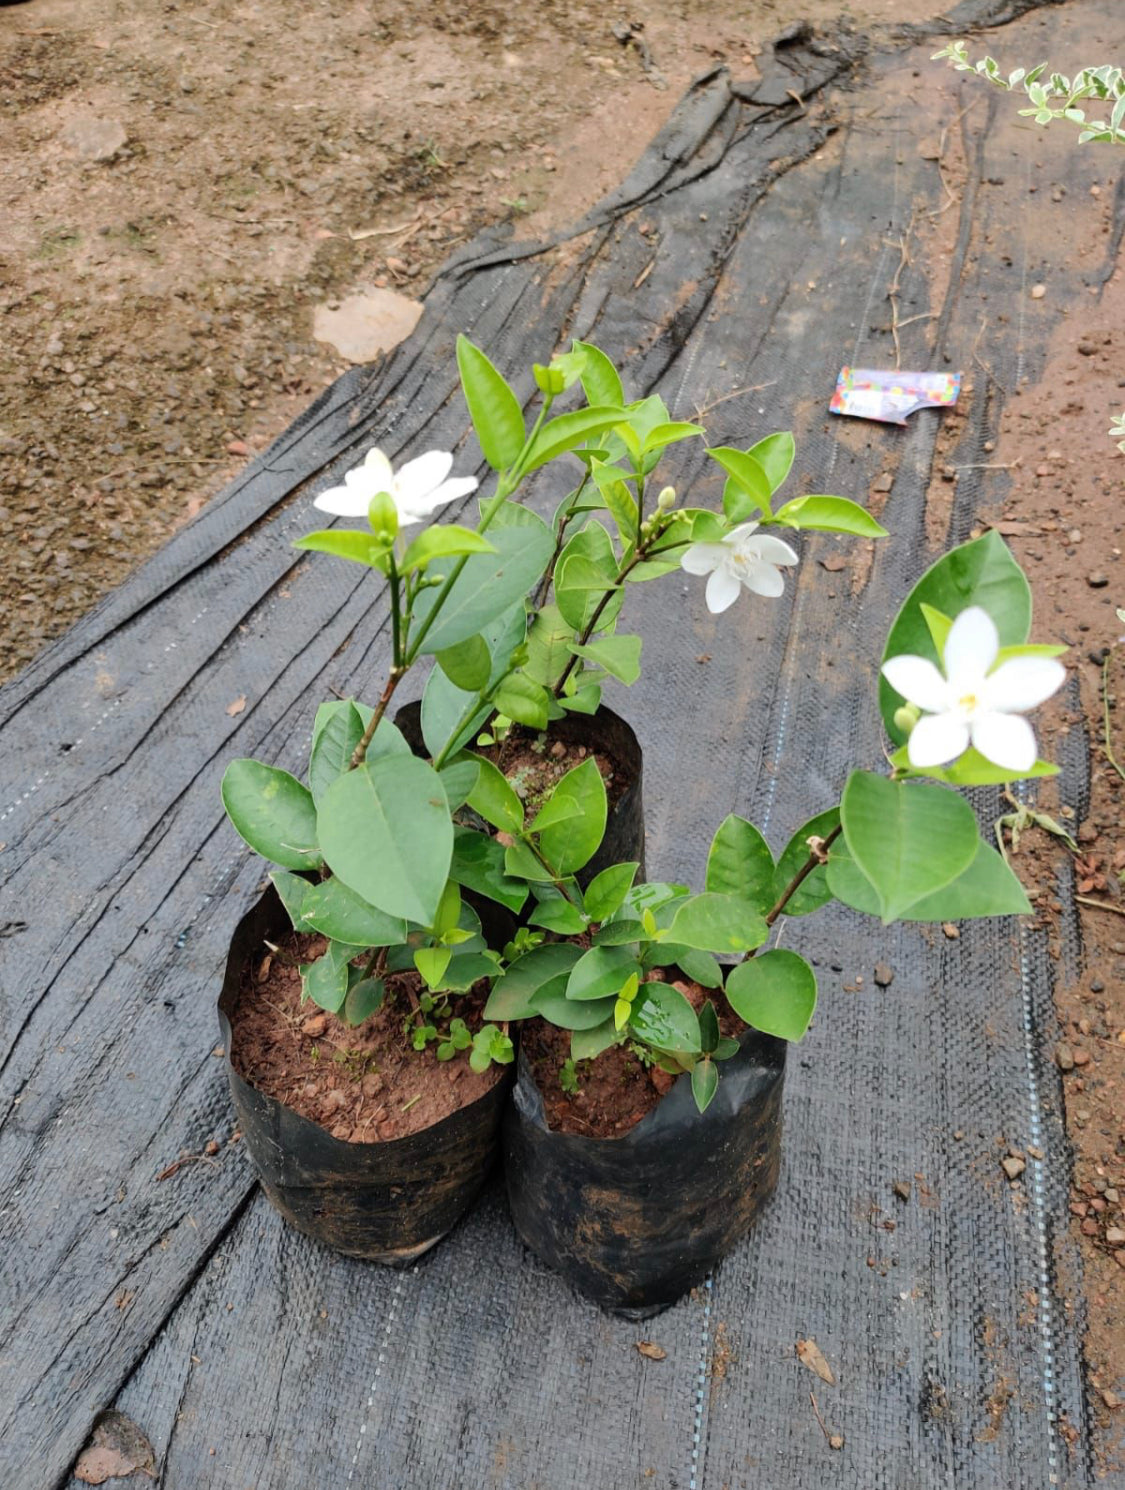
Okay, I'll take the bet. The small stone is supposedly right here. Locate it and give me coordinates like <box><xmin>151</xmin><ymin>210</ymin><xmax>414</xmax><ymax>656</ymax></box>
<box><xmin>204</xmin><ymin>1140</ymin><xmax>220</xmax><ymax>1157</ymax></box>
<box><xmin>1072</xmin><ymin>1048</ymin><xmax>1091</xmax><ymax>1067</ymax></box>
<box><xmin>1078</xmin><ymin>822</ymin><xmax>1099</xmax><ymax>844</ymax></box>
<box><xmin>1001</xmin><ymin>1154</ymin><xmax>1026</xmax><ymax>1181</ymax></box>
<box><xmin>313</xmin><ymin>287</ymin><xmax>423</xmax><ymax>364</ymax></box>
<box><xmin>61</xmin><ymin>117</ymin><xmax>128</xmax><ymax>163</ymax></box>
<box><xmin>873</xmin><ymin>963</ymin><xmax>894</xmax><ymax>988</ymax></box>
<box><xmin>1056</xmin><ymin>1044</ymin><xmax>1075</xmax><ymax>1071</ymax></box>
<box><xmin>942</xmin><ymin>923</ymin><xmax>960</xmax><ymax>940</ymax></box>
<box><xmin>892</xmin><ymin>1179</ymin><xmax>911</xmax><ymax>1203</ymax></box>
<box><xmin>549</xmin><ymin>741</ymin><xmax>566</xmax><ymax>758</ymax></box>
<box><xmin>1106</xmin><ymin>1227</ymin><xmax>1125</xmax><ymax>1245</ymax></box>
<box><xmin>323</xmin><ymin>1089</ymin><xmax>348</xmax><ymax>1112</ymax></box>
<box><xmin>1102</xmin><ymin>1389</ymin><xmax>1121</xmax><ymax>1409</ymax></box>
<box><xmin>1105</xmin><ymin>1188</ymin><xmax>1120</xmax><ymax>1204</ymax></box>
<box><xmin>301</xmin><ymin>1014</ymin><xmax>329</xmax><ymax>1038</ymax></box>
<box><xmin>226</xmin><ymin>439</ymin><xmax>249</xmax><ymax>456</ymax></box>
<box><xmin>1077</xmin><ymin>340</ymin><xmax>1098</xmax><ymax>356</ymax></box>
<box><xmin>1087</xmin><ymin>572</ymin><xmax>1109</xmax><ymax>589</ymax></box>
<box><xmin>1030</xmin><ymin>283</ymin><xmax>1047</xmax><ymax>299</ymax></box>
<box><xmin>1115</xmin><ymin>1251</ymin><xmax>1125</xmax><ymax>1270</ymax></box>
<box><xmin>1082</xmin><ymin>1217</ymin><xmax>1101</xmax><ymax>1236</ymax></box>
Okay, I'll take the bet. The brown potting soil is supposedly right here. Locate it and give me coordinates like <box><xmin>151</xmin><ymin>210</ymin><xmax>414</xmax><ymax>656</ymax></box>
<box><xmin>521</xmin><ymin>969</ymin><xmax>743</xmax><ymax>1138</ymax></box>
<box><xmin>478</xmin><ymin>729</ymin><xmax>626</xmax><ymax>815</ymax></box>
<box><xmin>230</xmin><ymin>930</ymin><xmax>503</xmax><ymax>1143</ymax></box>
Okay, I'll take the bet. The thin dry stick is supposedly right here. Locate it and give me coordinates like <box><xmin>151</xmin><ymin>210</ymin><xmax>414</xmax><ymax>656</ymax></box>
<box><xmin>692</xmin><ymin>380</ymin><xmax>778</xmax><ymax>423</ymax></box>
<box><xmin>1076</xmin><ymin>896</ymin><xmax>1125</xmax><ymax>920</ymax></box>
<box><xmin>925</xmin><ymin>100</ymin><xmax>978</xmax><ymax>219</ymax></box>
<box><xmin>1103</xmin><ymin>652</ymin><xmax>1125</xmax><ymax>785</ymax></box>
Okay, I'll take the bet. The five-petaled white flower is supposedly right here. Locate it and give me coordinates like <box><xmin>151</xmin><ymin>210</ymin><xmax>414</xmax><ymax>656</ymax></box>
<box><xmin>882</xmin><ymin>605</ymin><xmax>1065</xmax><ymax>772</ymax></box>
<box><xmin>680</xmin><ymin>521</ymin><xmax>799</xmax><ymax>613</ymax></box>
<box><xmin>314</xmin><ymin>447</ymin><xmax>478</xmax><ymax>526</ymax></box>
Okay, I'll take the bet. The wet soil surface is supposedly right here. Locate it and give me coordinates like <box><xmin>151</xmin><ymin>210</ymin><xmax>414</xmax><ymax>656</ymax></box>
<box><xmin>231</xmin><ymin>930</ymin><xmax>501</xmax><ymax>1141</ymax></box>
<box><xmin>522</xmin><ymin>969</ymin><xmax>742</xmax><ymax>1136</ymax></box>
<box><xmin>2</xmin><ymin>0</ymin><xmax>913</xmax><ymax>683</ymax></box>
<box><xmin>480</xmin><ymin>730</ymin><xmax>625</xmax><ymax>814</ymax></box>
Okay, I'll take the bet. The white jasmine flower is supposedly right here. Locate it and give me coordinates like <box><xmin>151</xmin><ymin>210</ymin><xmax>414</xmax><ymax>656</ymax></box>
<box><xmin>882</xmin><ymin>605</ymin><xmax>1065</xmax><ymax>772</ymax></box>
<box><xmin>680</xmin><ymin>521</ymin><xmax>799</xmax><ymax>613</ymax></box>
<box><xmin>314</xmin><ymin>447</ymin><xmax>478</xmax><ymax>526</ymax></box>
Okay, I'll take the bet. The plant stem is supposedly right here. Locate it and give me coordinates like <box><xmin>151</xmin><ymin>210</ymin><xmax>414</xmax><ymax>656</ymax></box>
<box><xmin>552</xmin><ymin>548</ymin><xmax>645</xmax><ymax>698</ymax></box>
<box><xmin>432</xmin><ymin>689</ymin><xmax>489</xmax><ymax>771</ymax></box>
<box><xmin>524</xmin><ymin>836</ymin><xmax>585</xmax><ymax>908</ymax></box>
<box><xmin>534</xmin><ymin>474</ymin><xmax>589</xmax><ymax>608</ymax></box>
<box><xmin>761</xmin><ymin>823</ymin><xmax>842</xmax><ymax>930</ymax></box>
<box><xmin>349</xmin><ymin>667</ymin><xmax>405</xmax><ymax>768</ymax></box>
<box><xmin>362</xmin><ymin>945</ymin><xmax>388</xmax><ymax>980</ymax></box>
<box><xmin>404</xmin><ymin>398</ymin><xmax>552</xmax><ymax>666</ymax></box>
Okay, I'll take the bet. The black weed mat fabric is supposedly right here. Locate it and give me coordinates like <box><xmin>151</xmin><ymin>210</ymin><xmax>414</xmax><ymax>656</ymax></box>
<box><xmin>0</xmin><ymin>1</ymin><xmax>1115</xmax><ymax>1485</ymax></box>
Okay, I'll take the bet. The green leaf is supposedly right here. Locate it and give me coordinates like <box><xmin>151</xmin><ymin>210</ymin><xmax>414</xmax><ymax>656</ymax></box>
<box><xmin>567</xmin><ymin>634</ymin><xmax>642</xmax><ymax>685</ymax></box>
<box><xmin>708</xmin><ymin>447</ymin><xmax>773</xmax><ymax>518</ymax></box>
<box><xmin>291</xmin><ymin>529</ymin><xmax>393</xmax><ymax>568</ymax></box>
<box><xmin>827</xmin><ymin>835</ymin><xmax>1031</xmax><ymax>920</ymax></box>
<box><xmin>504</xmin><ymin>840</ymin><xmax>556</xmax><ymax>882</ymax></box>
<box><xmin>484</xmin><ymin>942</ymin><xmax>583</xmax><ymax>1020</ymax></box>
<box><xmin>591</xmin><ymin>463</ymin><xmax>639</xmax><ymax>545</ymax></box>
<box><xmin>456</xmin><ymin>334</ymin><xmax>525</xmax><ymax>471</ymax></box>
<box><xmin>583</xmin><ymin>861</ymin><xmax>640</xmax><ymax>922</ymax></box>
<box><xmin>466</xmin><ymin>755</ymin><xmax>525</xmax><ymax>833</ymax></box>
<box><xmin>308</xmin><ymin>703</ymin><xmax>408</xmax><ymax>805</ymax></box>
<box><xmin>573</xmin><ymin>340</ymin><xmax>624</xmax><ymax>408</ymax></box>
<box><xmin>492</xmin><ymin>673</ymin><xmax>551</xmax><ymax>730</ymax></box>
<box><xmin>771</xmin><ymin>807</ymin><xmax>840</xmax><ymax>916</ymax></box>
<box><xmin>436</xmin><ymin>634</ymin><xmax>492</xmax><ymax>692</ymax></box>
<box><xmin>270</xmin><ymin>868</ymin><xmax>313</xmax><ymax>930</ymax></box>
<box><xmin>449</xmin><ymin>827</ymin><xmax>528</xmax><ymax>912</ymax></box>
<box><xmin>705</xmin><ymin>815</ymin><xmax>775</xmax><ymax>913</ymax></box>
<box><xmin>522</xmin><ymin>407</ymin><xmax>628</xmax><ymax>473</ymax></box>
<box><xmin>300</xmin><ymin>941</ymin><xmax>360</xmax><ymax>1014</ymax></box>
<box><xmin>666</xmin><ymin>893</ymin><xmax>768</xmax><ymax>954</ymax></box>
<box><xmin>571</xmin><ymin>1018</ymin><xmax>620</xmax><ymax>1062</ymax></box>
<box><xmin>641</xmin><ymin>420</ymin><xmax>705</xmax><ymax>454</ymax></box>
<box><xmin>770</xmin><ymin>495</ymin><xmax>887</xmax><ymax>538</ymax></box>
<box><xmin>415</xmin><ymin>945</ymin><xmax>452</xmax><ymax>990</ymax></box>
<box><xmin>401</xmin><ymin>526</ymin><xmax>497</xmax><ymax>573</ymax></box>
<box><xmin>881</xmin><ymin>532</ymin><xmax>1031</xmax><ymax>745</ymax></box>
<box><xmin>528</xmin><ymin>794</ymin><xmax>583</xmax><ymax>833</ymax></box>
<box><xmin>919</xmin><ymin>602</ymin><xmax>952</xmax><ymax>656</ymax></box>
<box><xmin>556</xmin><ymin>555</ymin><xmax>622</xmax><ymax>633</ymax></box>
<box><xmin>317</xmin><ymin>755</ymin><xmax>453</xmax><ymax>924</ymax></box>
<box><xmin>691</xmin><ymin>1058</ymin><xmax>719</xmax><ymax>1114</ymax></box>
<box><xmin>724</xmin><ymin>950</ymin><xmax>817</xmax><ymax>1041</ymax></box>
<box><xmin>222</xmin><ymin>760</ymin><xmax>322</xmax><ymax>872</ymax></box>
<box><xmin>560</xmin><ymin>682</ymin><xmax>602</xmax><ymax>715</ymax></box>
<box><xmin>525</xmin><ymin>603</ymin><xmax>575</xmax><ymax>689</ymax></box>
<box><xmin>888</xmin><ymin>744</ymin><xmax>1059</xmax><ymax>786</ymax></box>
<box><xmin>649</xmin><ymin>945</ymin><xmax>724</xmax><ymax>989</ymax></box>
<box><xmin>533</xmin><ymin>980</ymin><xmax>618</xmax><ymax>1030</ymax></box>
<box><xmin>839</xmin><ymin>770</ymin><xmax>979</xmax><ymax>923</ymax></box>
<box><xmin>301</xmin><ymin>875</ymin><xmax>408</xmax><ymax>946</ymax></box>
<box><xmin>437</xmin><ymin>757</ymin><xmax>479</xmax><ymax>810</ymax></box>
<box><xmin>439</xmin><ymin>951</ymin><xmax>499</xmax><ymax>992</ymax></box>
<box><xmin>421</xmin><ymin>602</ymin><xmax>526</xmax><ymax>758</ymax></box>
<box><xmin>538</xmin><ymin>757</ymin><xmax>607</xmax><ymax>875</ymax></box>
<box><xmin>431</xmin><ymin>878</ymin><xmax>462</xmax><ymax>937</ymax></box>
<box><xmin>699</xmin><ymin>1000</ymin><xmax>720</xmax><ymax>1053</ymax></box>
<box><xmin>630</xmin><ymin>981</ymin><xmax>701</xmax><ymax>1054</ymax></box>
<box><xmin>746</xmin><ymin>432</ymin><xmax>795</xmax><ymax>494</ymax></box>
<box><xmin>342</xmin><ymin>976</ymin><xmax>385</xmax><ymax>1027</ymax></box>
<box><xmin>411</xmin><ymin>515</ymin><xmax>554</xmax><ymax>654</ymax></box>
<box><xmin>527</xmin><ymin>896</ymin><xmax>589</xmax><ymax>935</ymax></box>
<box><xmin>566</xmin><ymin>943</ymin><xmax>642</xmax><ymax>1001</ymax></box>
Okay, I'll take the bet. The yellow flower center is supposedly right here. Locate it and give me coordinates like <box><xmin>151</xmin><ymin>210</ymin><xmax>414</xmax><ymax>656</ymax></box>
<box><xmin>958</xmin><ymin>692</ymin><xmax>980</xmax><ymax>714</ymax></box>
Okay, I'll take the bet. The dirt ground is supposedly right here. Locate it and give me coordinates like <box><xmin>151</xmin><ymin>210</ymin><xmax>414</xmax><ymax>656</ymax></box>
<box><xmin>0</xmin><ymin>0</ymin><xmax>909</xmax><ymax>683</ymax></box>
<box><xmin>4</xmin><ymin>0</ymin><xmax>1125</xmax><ymax>1466</ymax></box>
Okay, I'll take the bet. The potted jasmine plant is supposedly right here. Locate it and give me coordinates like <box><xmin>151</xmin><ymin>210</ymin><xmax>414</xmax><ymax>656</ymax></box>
<box><xmin>217</xmin><ymin>337</ymin><xmax>884</xmax><ymax>1261</ymax></box>
<box><xmin>480</xmin><ymin>532</ymin><xmax>1067</xmax><ymax>1315</ymax></box>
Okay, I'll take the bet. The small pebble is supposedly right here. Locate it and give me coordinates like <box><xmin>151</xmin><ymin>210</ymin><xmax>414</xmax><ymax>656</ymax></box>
<box><xmin>1088</xmin><ymin>572</ymin><xmax>1109</xmax><ymax>589</ymax></box>
<box><xmin>1030</xmin><ymin>283</ymin><xmax>1047</xmax><ymax>299</ymax></box>
<box><xmin>873</xmin><ymin>963</ymin><xmax>894</xmax><ymax>988</ymax></box>
<box><xmin>942</xmin><ymin>923</ymin><xmax>960</xmax><ymax>940</ymax></box>
<box><xmin>1002</xmin><ymin>1154</ymin><xmax>1026</xmax><ymax>1180</ymax></box>
<box><xmin>892</xmin><ymin>1179</ymin><xmax>911</xmax><ymax>1203</ymax></box>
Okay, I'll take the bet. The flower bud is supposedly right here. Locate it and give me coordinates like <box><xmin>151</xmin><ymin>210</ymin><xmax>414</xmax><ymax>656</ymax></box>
<box><xmin>366</xmin><ymin>488</ymin><xmax>398</xmax><ymax>545</ymax></box>
<box><xmin>656</xmin><ymin>486</ymin><xmax>676</xmax><ymax>511</ymax></box>
<box><xmin>893</xmin><ymin>703</ymin><xmax>922</xmax><ymax>735</ymax></box>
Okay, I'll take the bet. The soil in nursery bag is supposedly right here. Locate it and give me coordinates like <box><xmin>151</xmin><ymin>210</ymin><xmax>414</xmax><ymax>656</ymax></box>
<box><xmin>522</xmin><ymin>970</ymin><xmax>745</xmax><ymax>1137</ymax></box>
<box><xmin>2</xmin><ymin>3</ymin><xmax>1116</xmax><ymax>1488</ymax></box>
<box><xmin>230</xmin><ymin>932</ymin><xmax>503</xmax><ymax>1143</ymax></box>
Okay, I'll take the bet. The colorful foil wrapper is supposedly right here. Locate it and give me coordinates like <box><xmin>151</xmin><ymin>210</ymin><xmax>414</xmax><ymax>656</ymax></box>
<box><xmin>830</xmin><ymin>366</ymin><xmax>962</xmax><ymax>425</ymax></box>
